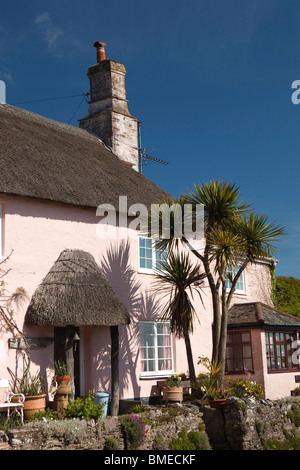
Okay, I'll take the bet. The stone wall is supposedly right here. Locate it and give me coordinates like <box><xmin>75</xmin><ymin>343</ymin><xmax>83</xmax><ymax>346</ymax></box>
<box><xmin>199</xmin><ymin>396</ymin><xmax>300</xmax><ymax>450</ymax></box>
<box><xmin>1</xmin><ymin>403</ymin><xmax>204</xmax><ymax>451</ymax></box>
<box><xmin>2</xmin><ymin>398</ymin><xmax>299</xmax><ymax>451</ymax></box>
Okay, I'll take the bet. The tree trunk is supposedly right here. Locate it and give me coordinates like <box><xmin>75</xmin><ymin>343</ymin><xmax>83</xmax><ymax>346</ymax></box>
<box><xmin>110</xmin><ymin>326</ymin><xmax>119</xmax><ymax>416</ymax></box>
<box><xmin>183</xmin><ymin>331</ymin><xmax>196</xmax><ymax>384</ymax></box>
<box><xmin>65</xmin><ymin>326</ymin><xmax>75</xmax><ymax>401</ymax></box>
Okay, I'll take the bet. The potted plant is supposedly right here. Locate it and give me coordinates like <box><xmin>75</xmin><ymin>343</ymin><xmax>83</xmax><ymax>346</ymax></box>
<box><xmin>53</xmin><ymin>360</ymin><xmax>70</xmax><ymax>390</ymax></box>
<box><xmin>15</xmin><ymin>371</ymin><xmax>46</xmax><ymax>421</ymax></box>
<box><xmin>51</xmin><ymin>360</ymin><xmax>71</xmax><ymax>415</ymax></box>
<box><xmin>163</xmin><ymin>374</ymin><xmax>183</xmax><ymax>404</ymax></box>
<box><xmin>195</xmin><ymin>356</ymin><xmax>228</xmax><ymax>409</ymax></box>
<box><xmin>291</xmin><ymin>386</ymin><xmax>300</xmax><ymax>397</ymax></box>
<box><xmin>206</xmin><ymin>387</ymin><xmax>228</xmax><ymax>409</ymax></box>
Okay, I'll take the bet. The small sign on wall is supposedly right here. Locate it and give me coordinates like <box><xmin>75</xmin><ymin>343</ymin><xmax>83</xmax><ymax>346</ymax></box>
<box><xmin>9</xmin><ymin>337</ymin><xmax>53</xmax><ymax>349</ymax></box>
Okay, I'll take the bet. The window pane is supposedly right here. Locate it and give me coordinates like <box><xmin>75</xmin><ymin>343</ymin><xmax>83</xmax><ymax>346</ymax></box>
<box><xmin>139</xmin><ymin>237</ymin><xmax>153</xmax><ymax>270</ymax></box>
<box><xmin>155</xmin><ymin>247</ymin><xmax>168</xmax><ymax>270</ymax></box>
<box><xmin>140</xmin><ymin>321</ymin><xmax>173</xmax><ymax>373</ymax></box>
<box><xmin>226</xmin><ymin>330</ymin><xmax>253</xmax><ymax>373</ymax></box>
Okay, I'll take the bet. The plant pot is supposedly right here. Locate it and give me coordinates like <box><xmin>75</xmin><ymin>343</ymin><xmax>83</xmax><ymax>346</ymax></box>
<box><xmin>54</xmin><ymin>375</ymin><xmax>71</xmax><ymax>395</ymax></box>
<box><xmin>23</xmin><ymin>394</ymin><xmax>46</xmax><ymax>421</ymax></box>
<box><xmin>209</xmin><ymin>398</ymin><xmax>226</xmax><ymax>409</ymax></box>
<box><xmin>163</xmin><ymin>386</ymin><xmax>183</xmax><ymax>404</ymax></box>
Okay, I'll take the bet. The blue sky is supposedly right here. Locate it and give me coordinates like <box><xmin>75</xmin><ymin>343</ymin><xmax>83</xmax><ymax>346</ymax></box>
<box><xmin>0</xmin><ymin>0</ymin><xmax>299</xmax><ymax>278</ymax></box>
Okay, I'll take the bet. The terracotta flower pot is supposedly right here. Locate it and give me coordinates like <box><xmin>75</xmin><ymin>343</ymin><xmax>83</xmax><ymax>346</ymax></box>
<box><xmin>209</xmin><ymin>398</ymin><xmax>226</xmax><ymax>409</ymax></box>
<box><xmin>163</xmin><ymin>386</ymin><xmax>183</xmax><ymax>404</ymax></box>
<box><xmin>54</xmin><ymin>375</ymin><xmax>71</xmax><ymax>395</ymax></box>
<box><xmin>23</xmin><ymin>394</ymin><xmax>46</xmax><ymax>421</ymax></box>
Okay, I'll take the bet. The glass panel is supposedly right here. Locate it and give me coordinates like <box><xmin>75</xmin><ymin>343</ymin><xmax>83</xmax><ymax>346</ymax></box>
<box><xmin>147</xmin><ymin>347</ymin><xmax>155</xmax><ymax>359</ymax></box>
<box><xmin>243</xmin><ymin>346</ymin><xmax>251</xmax><ymax>357</ymax></box>
<box><xmin>147</xmin><ymin>360</ymin><xmax>155</xmax><ymax>371</ymax></box>
<box><xmin>242</xmin><ymin>333</ymin><xmax>250</xmax><ymax>342</ymax></box>
<box><xmin>226</xmin><ymin>346</ymin><xmax>233</xmax><ymax>358</ymax></box>
<box><xmin>232</xmin><ymin>333</ymin><xmax>242</xmax><ymax>343</ymax></box>
<box><xmin>233</xmin><ymin>345</ymin><xmax>243</xmax><ymax>357</ymax></box>
<box><xmin>157</xmin><ymin>347</ymin><xmax>165</xmax><ymax>359</ymax></box>
<box><xmin>146</xmin><ymin>258</ymin><xmax>152</xmax><ymax>269</ymax></box>
<box><xmin>234</xmin><ymin>359</ymin><xmax>243</xmax><ymax>371</ymax></box>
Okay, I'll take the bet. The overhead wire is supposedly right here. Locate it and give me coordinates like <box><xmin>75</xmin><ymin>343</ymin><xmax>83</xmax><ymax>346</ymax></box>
<box><xmin>11</xmin><ymin>92</ymin><xmax>89</xmax><ymax>106</ymax></box>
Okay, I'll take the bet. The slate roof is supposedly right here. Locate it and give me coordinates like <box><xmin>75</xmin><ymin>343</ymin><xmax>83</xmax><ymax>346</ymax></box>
<box><xmin>228</xmin><ymin>302</ymin><xmax>300</xmax><ymax>328</ymax></box>
<box><xmin>0</xmin><ymin>104</ymin><xmax>169</xmax><ymax>209</ymax></box>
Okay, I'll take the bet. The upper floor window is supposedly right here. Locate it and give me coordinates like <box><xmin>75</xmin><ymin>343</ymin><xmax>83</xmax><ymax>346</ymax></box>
<box><xmin>225</xmin><ymin>264</ymin><xmax>245</xmax><ymax>294</ymax></box>
<box><xmin>138</xmin><ymin>237</ymin><xmax>168</xmax><ymax>274</ymax></box>
<box><xmin>226</xmin><ymin>330</ymin><xmax>253</xmax><ymax>373</ymax></box>
<box><xmin>139</xmin><ymin>321</ymin><xmax>173</xmax><ymax>377</ymax></box>
<box><xmin>265</xmin><ymin>331</ymin><xmax>299</xmax><ymax>372</ymax></box>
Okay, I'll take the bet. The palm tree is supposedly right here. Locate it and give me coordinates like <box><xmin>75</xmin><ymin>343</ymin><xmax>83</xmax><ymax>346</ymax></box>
<box><xmin>153</xmin><ymin>250</ymin><xmax>206</xmax><ymax>384</ymax></box>
<box><xmin>149</xmin><ymin>181</ymin><xmax>285</xmax><ymax>385</ymax></box>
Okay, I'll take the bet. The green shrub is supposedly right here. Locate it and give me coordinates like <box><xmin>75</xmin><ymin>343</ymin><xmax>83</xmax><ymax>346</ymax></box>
<box><xmin>0</xmin><ymin>411</ymin><xmax>21</xmax><ymax>430</ymax></box>
<box><xmin>264</xmin><ymin>436</ymin><xmax>300</xmax><ymax>450</ymax></box>
<box><xmin>34</xmin><ymin>418</ymin><xmax>87</xmax><ymax>445</ymax></box>
<box><xmin>188</xmin><ymin>430</ymin><xmax>212</xmax><ymax>450</ymax></box>
<box><xmin>226</xmin><ymin>377</ymin><xmax>264</xmax><ymax>399</ymax></box>
<box><xmin>33</xmin><ymin>408</ymin><xmax>58</xmax><ymax>421</ymax></box>
<box><xmin>119</xmin><ymin>414</ymin><xmax>146</xmax><ymax>450</ymax></box>
<box><xmin>153</xmin><ymin>433</ymin><xmax>169</xmax><ymax>450</ymax></box>
<box><xmin>287</xmin><ymin>404</ymin><xmax>300</xmax><ymax>427</ymax></box>
<box><xmin>169</xmin><ymin>427</ymin><xmax>211</xmax><ymax>451</ymax></box>
<box><xmin>63</xmin><ymin>390</ymin><xmax>104</xmax><ymax>420</ymax></box>
<box><xmin>104</xmin><ymin>437</ymin><xmax>119</xmax><ymax>450</ymax></box>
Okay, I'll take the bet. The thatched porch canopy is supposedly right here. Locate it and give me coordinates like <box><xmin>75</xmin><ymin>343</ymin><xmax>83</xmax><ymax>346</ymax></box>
<box><xmin>25</xmin><ymin>249</ymin><xmax>130</xmax><ymax>327</ymax></box>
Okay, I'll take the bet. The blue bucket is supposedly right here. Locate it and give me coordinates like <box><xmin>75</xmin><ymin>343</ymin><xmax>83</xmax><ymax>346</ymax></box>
<box><xmin>95</xmin><ymin>391</ymin><xmax>110</xmax><ymax>417</ymax></box>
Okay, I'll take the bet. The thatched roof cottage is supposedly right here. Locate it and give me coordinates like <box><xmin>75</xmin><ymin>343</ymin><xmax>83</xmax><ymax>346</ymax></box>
<box><xmin>0</xmin><ymin>43</ymin><xmax>297</xmax><ymax>410</ymax></box>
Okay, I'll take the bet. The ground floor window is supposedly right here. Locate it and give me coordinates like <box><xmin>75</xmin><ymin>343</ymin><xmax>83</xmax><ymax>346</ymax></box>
<box><xmin>139</xmin><ymin>321</ymin><xmax>173</xmax><ymax>377</ymax></box>
<box><xmin>226</xmin><ymin>330</ymin><xmax>253</xmax><ymax>373</ymax></box>
<box><xmin>265</xmin><ymin>331</ymin><xmax>299</xmax><ymax>372</ymax></box>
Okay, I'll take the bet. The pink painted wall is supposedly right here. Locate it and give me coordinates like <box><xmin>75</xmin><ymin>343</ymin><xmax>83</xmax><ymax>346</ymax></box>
<box><xmin>0</xmin><ymin>193</ymin><xmax>278</xmax><ymax>401</ymax></box>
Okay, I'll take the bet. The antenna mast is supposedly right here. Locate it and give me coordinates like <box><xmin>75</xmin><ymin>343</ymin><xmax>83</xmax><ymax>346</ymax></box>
<box><xmin>138</xmin><ymin>121</ymin><xmax>168</xmax><ymax>174</ymax></box>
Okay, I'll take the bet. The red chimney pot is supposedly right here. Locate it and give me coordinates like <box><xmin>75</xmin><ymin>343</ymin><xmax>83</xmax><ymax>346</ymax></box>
<box><xmin>94</xmin><ymin>41</ymin><xmax>107</xmax><ymax>63</ymax></box>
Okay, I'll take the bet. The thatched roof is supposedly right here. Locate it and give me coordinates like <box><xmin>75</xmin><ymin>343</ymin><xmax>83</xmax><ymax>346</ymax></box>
<box><xmin>25</xmin><ymin>249</ymin><xmax>130</xmax><ymax>327</ymax></box>
<box><xmin>228</xmin><ymin>302</ymin><xmax>300</xmax><ymax>329</ymax></box>
<box><xmin>0</xmin><ymin>104</ymin><xmax>169</xmax><ymax>208</ymax></box>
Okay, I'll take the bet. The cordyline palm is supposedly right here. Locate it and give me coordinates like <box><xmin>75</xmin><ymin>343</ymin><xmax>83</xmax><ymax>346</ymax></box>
<box><xmin>153</xmin><ymin>251</ymin><xmax>206</xmax><ymax>384</ymax></box>
<box><xmin>150</xmin><ymin>180</ymin><xmax>285</xmax><ymax>385</ymax></box>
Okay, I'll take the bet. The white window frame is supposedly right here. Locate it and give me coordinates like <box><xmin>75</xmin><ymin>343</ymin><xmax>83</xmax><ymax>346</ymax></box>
<box><xmin>138</xmin><ymin>236</ymin><xmax>167</xmax><ymax>274</ymax></box>
<box><xmin>225</xmin><ymin>264</ymin><xmax>245</xmax><ymax>294</ymax></box>
<box><xmin>139</xmin><ymin>321</ymin><xmax>174</xmax><ymax>378</ymax></box>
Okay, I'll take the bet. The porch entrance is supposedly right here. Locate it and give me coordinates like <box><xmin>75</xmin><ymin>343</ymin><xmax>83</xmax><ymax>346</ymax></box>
<box><xmin>54</xmin><ymin>326</ymin><xmax>81</xmax><ymax>399</ymax></box>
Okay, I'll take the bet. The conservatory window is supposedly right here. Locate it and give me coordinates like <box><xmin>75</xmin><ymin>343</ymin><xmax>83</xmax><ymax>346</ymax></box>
<box><xmin>139</xmin><ymin>321</ymin><xmax>173</xmax><ymax>377</ymax></box>
<box><xmin>265</xmin><ymin>331</ymin><xmax>299</xmax><ymax>372</ymax></box>
<box><xmin>226</xmin><ymin>330</ymin><xmax>253</xmax><ymax>373</ymax></box>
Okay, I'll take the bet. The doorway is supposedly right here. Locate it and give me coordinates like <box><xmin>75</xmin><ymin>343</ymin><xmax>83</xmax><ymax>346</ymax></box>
<box><xmin>54</xmin><ymin>326</ymin><xmax>82</xmax><ymax>398</ymax></box>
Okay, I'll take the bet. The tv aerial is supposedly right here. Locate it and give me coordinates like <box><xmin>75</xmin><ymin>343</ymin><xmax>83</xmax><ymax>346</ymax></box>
<box><xmin>138</xmin><ymin>121</ymin><xmax>168</xmax><ymax>174</ymax></box>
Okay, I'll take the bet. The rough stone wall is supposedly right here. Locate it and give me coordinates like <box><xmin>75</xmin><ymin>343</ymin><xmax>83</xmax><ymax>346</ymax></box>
<box><xmin>199</xmin><ymin>396</ymin><xmax>300</xmax><ymax>450</ymax></box>
<box><xmin>2</xmin><ymin>403</ymin><xmax>203</xmax><ymax>451</ymax></box>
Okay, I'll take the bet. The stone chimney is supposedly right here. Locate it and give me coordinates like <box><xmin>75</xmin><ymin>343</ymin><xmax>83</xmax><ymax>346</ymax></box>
<box><xmin>79</xmin><ymin>42</ymin><xmax>139</xmax><ymax>171</ymax></box>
